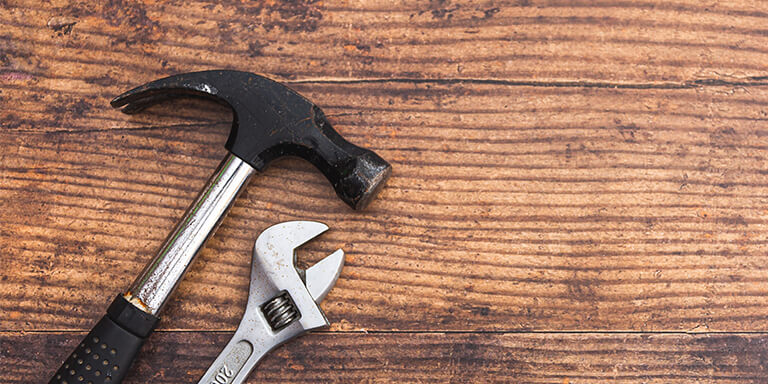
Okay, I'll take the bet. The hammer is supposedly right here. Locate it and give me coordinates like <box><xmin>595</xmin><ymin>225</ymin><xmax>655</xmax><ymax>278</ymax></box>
<box><xmin>49</xmin><ymin>70</ymin><xmax>391</xmax><ymax>384</ymax></box>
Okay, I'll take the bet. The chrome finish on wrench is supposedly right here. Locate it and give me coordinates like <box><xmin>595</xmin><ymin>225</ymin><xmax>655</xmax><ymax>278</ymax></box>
<box><xmin>198</xmin><ymin>221</ymin><xmax>344</xmax><ymax>384</ymax></box>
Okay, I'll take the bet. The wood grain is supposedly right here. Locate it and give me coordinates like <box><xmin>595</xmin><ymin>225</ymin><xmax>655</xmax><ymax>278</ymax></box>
<box><xmin>3</xmin><ymin>83</ymin><xmax>768</xmax><ymax>333</ymax></box>
<box><xmin>4</xmin><ymin>331</ymin><xmax>768</xmax><ymax>383</ymax></box>
<box><xmin>4</xmin><ymin>0</ymin><xmax>768</xmax><ymax>382</ymax></box>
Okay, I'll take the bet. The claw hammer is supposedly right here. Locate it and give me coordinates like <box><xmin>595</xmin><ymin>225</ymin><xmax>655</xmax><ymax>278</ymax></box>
<box><xmin>49</xmin><ymin>70</ymin><xmax>391</xmax><ymax>384</ymax></box>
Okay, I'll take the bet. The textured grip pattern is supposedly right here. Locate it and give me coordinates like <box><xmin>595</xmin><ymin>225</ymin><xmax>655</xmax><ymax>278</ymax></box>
<box><xmin>49</xmin><ymin>316</ymin><xmax>144</xmax><ymax>384</ymax></box>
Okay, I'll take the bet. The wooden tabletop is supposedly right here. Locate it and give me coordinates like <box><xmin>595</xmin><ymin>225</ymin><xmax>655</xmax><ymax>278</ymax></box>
<box><xmin>3</xmin><ymin>1</ymin><xmax>768</xmax><ymax>382</ymax></box>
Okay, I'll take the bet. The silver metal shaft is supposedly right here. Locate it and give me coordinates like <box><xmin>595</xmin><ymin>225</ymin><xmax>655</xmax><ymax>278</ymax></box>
<box><xmin>125</xmin><ymin>153</ymin><xmax>256</xmax><ymax>315</ymax></box>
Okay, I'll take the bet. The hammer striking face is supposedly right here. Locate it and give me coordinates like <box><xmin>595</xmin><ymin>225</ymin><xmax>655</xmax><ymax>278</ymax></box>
<box><xmin>49</xmin><ymin>70</ymin><xmax>391</xmax><ymax>384</ymax></box>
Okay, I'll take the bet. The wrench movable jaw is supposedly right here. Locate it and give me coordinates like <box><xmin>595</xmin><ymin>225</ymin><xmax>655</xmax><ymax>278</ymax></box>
<box><xmin>305</xmin><ymin>248</ymin><xmax>344</xmax><ymax>303</ymax></box>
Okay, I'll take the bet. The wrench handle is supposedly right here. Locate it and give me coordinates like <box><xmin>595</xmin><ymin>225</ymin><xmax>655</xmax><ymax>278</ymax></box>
<box><xmin>198</xmin><ymin>335</ymin><xmax>266</xmax><ymax>384</ymax></box>
<box><xmin>49</xmin><ymin>296</ymin><xmax>159</xmax><ymax>384</ymax></box>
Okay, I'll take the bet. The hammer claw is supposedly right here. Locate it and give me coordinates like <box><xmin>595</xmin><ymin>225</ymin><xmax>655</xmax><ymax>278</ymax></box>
<box><xmin>111</xmin><ymin>74</ymin><xmax>224</xmax><ymax>113</ymax></box>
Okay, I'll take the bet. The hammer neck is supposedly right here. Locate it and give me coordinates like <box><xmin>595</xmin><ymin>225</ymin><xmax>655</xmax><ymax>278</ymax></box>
<box><xmin>125</xmin><ymin>153</ymin><xmax>256</xmax><ymax>315</ymax></box>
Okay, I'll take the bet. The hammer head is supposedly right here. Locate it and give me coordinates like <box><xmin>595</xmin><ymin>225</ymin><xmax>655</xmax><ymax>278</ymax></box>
<box><xmin>111</xmin><ymin>70</ymin><xmax>391</xmax><ymax>210</ymax></box>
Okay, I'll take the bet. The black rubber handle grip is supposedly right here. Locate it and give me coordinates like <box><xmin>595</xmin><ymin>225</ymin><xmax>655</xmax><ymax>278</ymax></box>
<box><xmin>49</xmin><ymin>296</ymin><xmax>159</xmax><ymax>384</ymax></box>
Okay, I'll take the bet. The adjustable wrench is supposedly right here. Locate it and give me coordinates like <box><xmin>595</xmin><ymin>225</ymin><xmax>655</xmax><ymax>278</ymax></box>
<box><xmin>199</xmin><ymin>220</ymin><xmax>344</xmax><ymax>384</ymax></box>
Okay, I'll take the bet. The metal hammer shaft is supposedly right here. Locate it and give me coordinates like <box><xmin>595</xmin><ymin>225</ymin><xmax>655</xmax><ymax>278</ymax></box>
<box><xmin>49</xmin><ymin>154</ymin><xmax>254</xmax><ymax>384</ymax></box>
<box><xmin>127</xmin><ymin>153</ymin><xmax>255</xmax><ymax>315</ymax></box>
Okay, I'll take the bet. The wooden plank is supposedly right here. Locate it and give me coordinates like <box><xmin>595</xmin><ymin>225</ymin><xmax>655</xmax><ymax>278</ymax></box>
<box><xmin>2</xmin><ymin>82</ymin><xmax>768</xmax><ymax>332</ymax></box>
<box><xmin>4</xmin><ymin>331</ymin><xmax>768</xmax><ymax>383</ymax></box>
<box><xmin>2</xmin><ymin>0</ymin><xmax>768</xmax><ymax>86</ymax></box>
